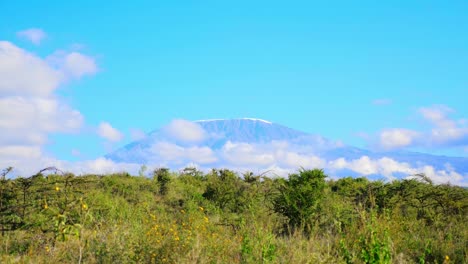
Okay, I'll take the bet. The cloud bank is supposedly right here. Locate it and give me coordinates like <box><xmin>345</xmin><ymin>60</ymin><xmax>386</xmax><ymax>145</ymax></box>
<box><xmin>376</xmin><ymin>105</ymin><xmax>468</xmax><ymax>151</ymax></box>
<box><xmin>0</xmin><ymin>36</ymin><xmax>97</xmax><ymax>175</ymax></box>
<box><xmin>103</xmin><ymin>120</ymin><xmax>467</xmax><ymax>186</ymax></box>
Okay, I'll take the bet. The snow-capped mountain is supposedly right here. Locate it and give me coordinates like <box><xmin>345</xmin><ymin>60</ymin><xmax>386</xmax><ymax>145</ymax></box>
<box><xmin>106</xmin><ymin>118</ymin><xmax>467</xmax><ymax>184</ymax></box>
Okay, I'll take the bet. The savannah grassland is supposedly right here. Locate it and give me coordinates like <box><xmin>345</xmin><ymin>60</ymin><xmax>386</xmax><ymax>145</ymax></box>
<box><xmin>0</xmin><ymin>167</ymin><xmax>467</xmax><ymax>264</ymax></box>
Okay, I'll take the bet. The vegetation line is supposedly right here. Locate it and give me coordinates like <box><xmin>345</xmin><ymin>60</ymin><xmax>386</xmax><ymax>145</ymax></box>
<box><xmin>0</xmin><ymin>167</ymin><xmax>466</xmax><ymax>263</ymax></box>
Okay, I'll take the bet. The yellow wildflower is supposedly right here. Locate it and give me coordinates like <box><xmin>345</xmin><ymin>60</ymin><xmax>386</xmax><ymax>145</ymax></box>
<box><xmin>55</xmin><ymin>186</ymin><xmax>60</xmax><ymax>191</ymax></box>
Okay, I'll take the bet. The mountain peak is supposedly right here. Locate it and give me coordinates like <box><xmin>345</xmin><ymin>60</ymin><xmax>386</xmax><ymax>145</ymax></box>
<box><xmin>195</xmin><ymin>118</ymin><xmax>273</xmax><ymax>124</ymax></box>
<box><xmin>105</xmin><ymin>119</ymin><xmax>468</xmax><ymax>185</ymax></box>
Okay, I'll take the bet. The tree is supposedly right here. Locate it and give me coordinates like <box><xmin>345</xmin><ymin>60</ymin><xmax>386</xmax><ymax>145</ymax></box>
<box><xmin>274</xmin><ymin>168</ymin><xmax>327</xmax><ymax>232</ymax></box>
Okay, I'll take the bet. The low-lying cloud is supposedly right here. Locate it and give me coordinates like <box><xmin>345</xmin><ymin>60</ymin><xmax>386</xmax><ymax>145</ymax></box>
<box><xmin>3</xmin><ymin>136</ymin><xmax>466</xmax><ymax>187</ymax></box>
<box><xmin>375</xmin><ymin>105</ymin><xmax>468</xmax><ymax>151</ymax></box>
<box><xmin>99</xmin><ymin>132</ymin><xmax>467</xmax><ymax>186</ymax></box>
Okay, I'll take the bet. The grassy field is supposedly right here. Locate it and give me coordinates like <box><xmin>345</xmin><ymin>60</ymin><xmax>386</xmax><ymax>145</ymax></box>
<box><xmin>0</xmin><ymin>167</ymin><xmax>467</xmax><ymax>263</ymax></box>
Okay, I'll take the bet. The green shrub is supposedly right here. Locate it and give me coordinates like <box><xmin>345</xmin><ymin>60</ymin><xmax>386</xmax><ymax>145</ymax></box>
<box><xmin>273</xmin><ymin>168</ymin><xmax>327</xmax><ymax>233</ymax></box>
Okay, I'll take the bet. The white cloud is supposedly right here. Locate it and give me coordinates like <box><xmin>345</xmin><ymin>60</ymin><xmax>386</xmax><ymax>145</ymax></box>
<box><xmin>368</xmin><ymin>105</ymin><xmax>467</xmax><ymax>151</ymax></box>
<box><xmin>98</xmin><ymin>122</ymin><xmax>124</xmax><ymax>142</ymax></box>
<box><xmin>162</xmin><ymin>119</ymin><xmax>207</xmax><ymax>143</ymax></box>
<box><xmin>61</xmin><ymin>52</ymin><xmax>98</xmax><ymax>79</ymax></box>
<box><xmin>0</xmin><ymin>41</ymin><xmax>97</xmax><ymax>98</ymax></box>
<box><xmin>0</xmin><ymin>41</ymin><xmax>61</xmax><ymax>97</ymax></box>
<box><xmin>222</xmin><ymin>141</ymin><xmax>276</xmax><ymax>166</ymax></box>
<box><xmin>0</xmin><ymin>97</ymin><xmax>83</xmax><ymax>146</ymax></box>
<box><xmin>419</xmin><ymin>105</ymin><xmax>453</xmax><ymax>124</ymax></box>
<box><xmin>326</xmin><ymin>155</ymin><xmax>465</xmax><ymax>185</ymax></box>
<box><xmin>281</xmin><ymin>152</ymin><xmax>325</xmax><ymax>168</ymax></box>
<box><xmin>0</xmin><ymin>41</ymin><xmax>88</xmax><ymax>166</ymax></box>
<box><xmin>0</xmin><ymin>40</ymin><xmax>97</xmax><ymax>173</ymax></box>
<box><xmin>0</xmin><ymin>39</ymin><xmax>465</xmax><ymax>187</ymax></box>
<box><xmin>0</xmin><ymin>155</ymin><xmax>140</xmax><ymax>178</ymax></box>
<box><xmin>124</xmin><ymin>139</ymin><xmax>466</xmax><ymax>185</ymax></box>
<box><xmin>1</xmin><ymin>138</ymin><xmax>465</xmax><ymax>187</ymax></box>
<box><xmin>17</xmin><ymin>28</ymin><xmax>46</xmax><ymax>45</ymax></box>
<box><xmin>330</xmin><ymin>156</ymin><xmax>379</xmax><ymax>175</ymax></box>
<box><xmin>0</xmin><ymin>145</ymin><xmax>42</xmax><ymax>160</ymax></box>
<box><xmin>46</xmin><ymin>50</ymin><xmax>98</xmax><ymax>81</ymax></box>
<box><xmin>72</xmin><ymin>158</ymin><xmax>141</xmax><ymax>175</ymax></box>
<box><xmin>150</xmin><ymin>142</ymin><xmax>217</xmax><ymax>164</ymax></box>
<box><xmin>377</xmin><ymin>157</ymin><xmax>414</xmax><ymax>178</ymax></box>
<box><xmin>419</xmin><ymin>105</ymin><xmax>468</xmax><ymax>146</ymax></box>
<box><xmin>416</xmin><ymin>165</ymin><xmax>464</xmax><ymax>185</ymax></box>
<box><xmin>378</xmin><ymin>129</ymin><xmax>419</xmax><ymax>150</ymax></box>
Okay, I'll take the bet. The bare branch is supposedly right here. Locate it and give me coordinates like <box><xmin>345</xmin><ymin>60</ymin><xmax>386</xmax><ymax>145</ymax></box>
<box><xmin>32</xmin><ymin>167</ymin><xmax>64</xmax><ymax>178</ymax></box>
<box><xmin>1</xmin><ymin>167</ymin><xmax>13</xmax><ymax>179</ymax></box>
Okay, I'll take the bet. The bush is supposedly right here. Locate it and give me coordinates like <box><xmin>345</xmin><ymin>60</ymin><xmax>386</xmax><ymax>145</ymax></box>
<box><xmin>1</xmin><ymin>167</ymin><xmax>466</xmax><ymax>263</ymax></box>
<box><xmin>273</xmin><ymin>169</ymin><xmax>327</xmax><ymax>232</ymax></box>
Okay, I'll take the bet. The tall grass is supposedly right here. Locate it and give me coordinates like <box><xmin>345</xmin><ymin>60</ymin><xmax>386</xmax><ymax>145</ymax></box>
<box><xmin>0</xmin><ymin>168</ymin><xmax>466</xmax><ymax>263</ymax></box>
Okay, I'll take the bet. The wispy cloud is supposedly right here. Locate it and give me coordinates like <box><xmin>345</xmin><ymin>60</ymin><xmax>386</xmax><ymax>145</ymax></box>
<box><xmin>161</xmin><ymin>119</ymin><xmax>207</xmax><ymax>143</ymax></box>
<box><xmin>419</xmin><ymin>105</ymin><xmax>468</xmax><ymax>147</ymax></box>
<box><xmin>17</xmin><ymin>28</ymin><xmax>46</xmax><ymax>45</ymax></box>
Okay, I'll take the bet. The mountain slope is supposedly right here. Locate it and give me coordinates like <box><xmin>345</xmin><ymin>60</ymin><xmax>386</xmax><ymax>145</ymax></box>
<box><xmin>106</xmin><ymin>118</ymin><xmax>467</xmax><ymax>183</ymax></box>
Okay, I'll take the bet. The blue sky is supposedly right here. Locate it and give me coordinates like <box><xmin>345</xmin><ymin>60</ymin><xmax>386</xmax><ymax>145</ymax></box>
<box><xmin>0</xmin><ymin>1</ymin><xmax>467</xmax><ymax>178</ymax></box>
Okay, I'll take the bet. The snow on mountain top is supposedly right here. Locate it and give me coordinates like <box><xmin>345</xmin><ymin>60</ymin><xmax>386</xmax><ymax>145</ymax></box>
<box><xmin>195</xmin><ymin>118</ymin><xmax>272</xmax><ymax>124</ymax></box>
<box><xmin>241</xmin><ymin>118</ymin><xmax>272</xmax><ymax>124</ymax></box>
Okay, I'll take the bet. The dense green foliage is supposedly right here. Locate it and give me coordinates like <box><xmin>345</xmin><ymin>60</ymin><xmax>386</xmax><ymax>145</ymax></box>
<box><xmin>274</xmin><ymin>169</ymin><xmax>327</xmax><ymax>232</ymax></box>
<box><xmin>0</xmin><ymin>167</ymin><xmax>467</xmax><ymax>263</ymax></box>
